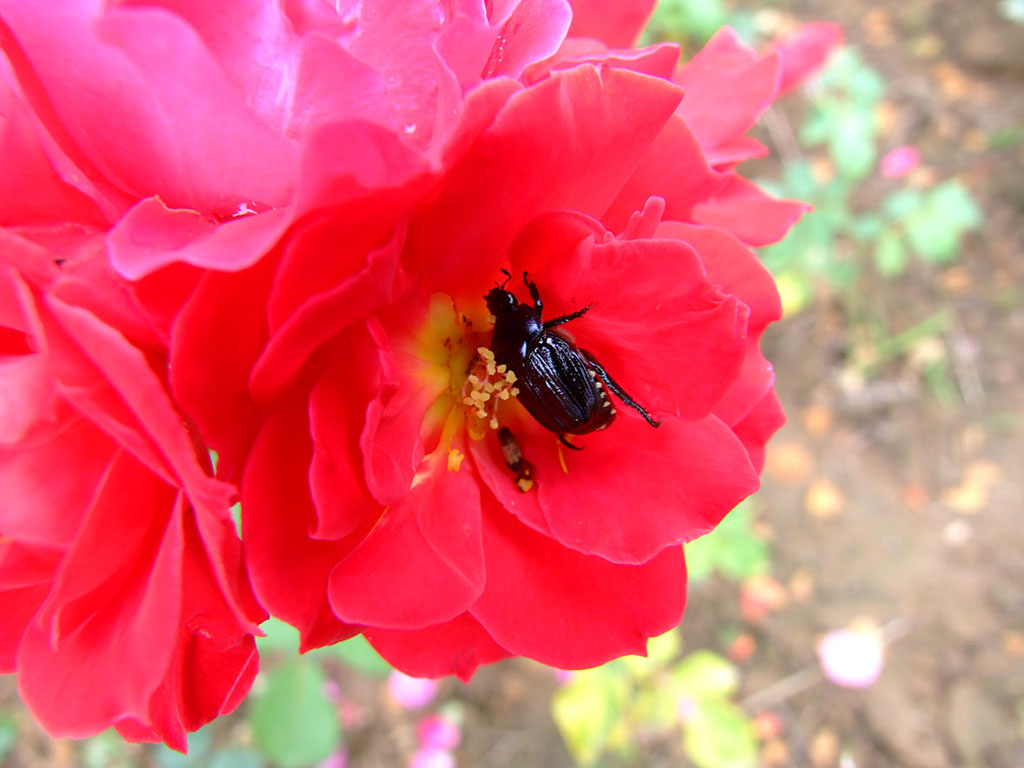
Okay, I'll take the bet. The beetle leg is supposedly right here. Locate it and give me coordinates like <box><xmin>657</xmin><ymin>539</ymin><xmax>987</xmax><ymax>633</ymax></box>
<box><xmin>522</xmin><ymin>271</ymin><xmax>542</xmax><ymax>313</ymax></box>
<box><xmin>583</xmin><ymin>353</ymin><xmax>661</xmax><ymax>428</ymax></box>
<box><xmin>558</xmin><ymin>434</ymin><xmax>584</xmax><ymax>451</ymax></box>
<box><xmin>543</xmin><ymin>303</ymin><xmax>593</xmax><ymax>330</ymax></box>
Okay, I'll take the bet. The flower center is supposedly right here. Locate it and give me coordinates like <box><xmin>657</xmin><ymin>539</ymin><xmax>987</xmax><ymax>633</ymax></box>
<box><xmin>411</xmin><ymin>294</ymin><xmax>520</xmax><ymax>448</ymax></box>
<box><xmin>460</xmin><ymin>346</ymin><xmax>519</xmax><ymax>439</ymax></box>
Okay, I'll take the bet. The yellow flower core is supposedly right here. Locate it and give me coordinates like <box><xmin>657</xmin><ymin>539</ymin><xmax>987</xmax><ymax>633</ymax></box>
<box><xmin>411</xmin><ymin>294</ymin><xmax>520</xmax><ymax>448</ymax></box>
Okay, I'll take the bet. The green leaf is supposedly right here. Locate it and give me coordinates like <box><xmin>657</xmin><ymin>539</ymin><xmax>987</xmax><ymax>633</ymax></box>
<box><xmin>317</xmin><ymin>634</ymin><xmax>392</xmax><ymax>676</ymax></box>
<box><xmin>552</xmin><ymin>666</ymin><xmax>631</xmax><ymax>766</ymax></box>
<box><xmin>883</xmin><ymin>188</ymin><xmax>924</xmax><ymax>220</ymax></box>
<box><xmin>256</xmin><ymin>617</ymin><xmax>300</xmax><ymax>655</ymax></box>
<box><xmin>827</xmin><ymin>105</ymin><xmax>877</xmax><ymax>180</ymax></box>
<box><xmin>250</xmin><ymin>659</ymin><xmax>341</xmax><ymax>768</ymax></box>
<box><xmin>874</xmin><ymin>229</ymin><xmax>909</xmax><ymax>276</ymax></box>
<box><xmin>670</xmin><ymin>651</ymin><xmax>740</xmax><ymax>700</ymax></box>
<box><xmin>903</xmin><ymin>181</ymin><xmax>982</xmax><ymax>262</ymax></box>
<box><xmin>210</xmin><ymin>748</ymin><xmax>265</xmax><ymax>768</ymax></box>
<box><xmin>622</xmin><ymin>628</ymin><xmax>682</xmax><ymax>678</ymax></box>
<box><xmin>642</xmin><ymin>0</ymin><xmax>730</xmax><ymax>44</ymax></box>
<box><xmin>0</xmin><ymin>717</ymin><xmax>14</xmax><ymax>762</ymax></box>
<box><xmin>154</xmin><ymin>727</ymin><xmax>214</xmax><ymax>768</ymax></box>
<box><xmin>848</xmin><ymin>213</ymin><xmax>884</xmax><ymax>242</ymax></box>
<box><xmin>684</xmin><ymin>502</ymin><xmax>770</xmax><ymax>582</ymax></box>
<box><xmin>682</xmin><ymin>700</ymin><xmax>758</xmax><ymax>768</ymax></box>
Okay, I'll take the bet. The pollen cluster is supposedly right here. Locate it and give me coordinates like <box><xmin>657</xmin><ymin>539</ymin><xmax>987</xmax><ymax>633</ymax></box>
<box><xmin>462</xmin><ymin>346</ymin><xmax>519</xmax><ymax>438</ymax></box>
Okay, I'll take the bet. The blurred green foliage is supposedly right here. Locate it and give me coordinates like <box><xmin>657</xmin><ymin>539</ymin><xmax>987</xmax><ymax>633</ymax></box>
<box><xmin>685</xmin><ymin>501</ymin><xmax>771</xmax><ymax>582</ymax></box>
<box><xmin>642</xmin><ymin>0</ymin><xmax>755</xmax><ymax>48</ymax></box>
<box><xmin>249</xmin><ymin>659</ymin><xmax>339</xmax><ymax>768</ymax></box>
<box><xmin>553</xmin><ymin>632</ymin><xmax>757</xmax><ymax>768</ymax></box>
<box><xmin>760</xmin><ymin>47</ymin><xmax>983</xmax><ymax>313</ymax></box>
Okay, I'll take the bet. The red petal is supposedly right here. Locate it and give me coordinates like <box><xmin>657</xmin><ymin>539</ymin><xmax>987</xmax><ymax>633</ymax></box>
<box><xmin>328</xmin><ymin>451</ymin><xmax>485</xmax><ymax>629</ymax></box>
<box><xmin>603</xmin><ymin>114</ymin><xmax>726</xmax><ymax>232</ymax></box>
<box><xmin>771</xmin><ymin>22</ymin><xmax>844</xmax><ymax>96</ymax></box>
<box><xmin>250</xmin><ymin>218</ymin><xmax>404</xmax><ymax>402</ymax></box>
<box><xmin>691</xmin><ymin>175</ymin><xmax>810</xmax><ymax>247</ymax></box>
<box><xmin>730</xmin><ymin>389</ymin><xmax>785</xmax><ymax>472</ymax></box>
<box><xmin>656</xmin><ymin>221</ymin><xmax>782</xmax><ymax>332</ymax></box>
<box><xmin>470</xmin><ymin>496</ymin><xmax>687</xmax><ymax>668</ymax></box>
<box><xmin>308</xmin><ymin>362</ymin><xmax>385</xmax><ymax>540</ymax></box>
<box><xmin>0</xmin><ymin>417</ymin><xmax>112</xmax><ymax>547</ymax></box>
<box><xmin>519</xmin><ymin>412</ymin><xmax>758</xmax><ymax>563</ymax></box>
<box><xmin>517</xmin><ymin>235</ymin><xmax>749</xmax><ymax>421</ymax></box>
<box><xmin>17</xmin><ymin>460</ymin><xmax>184</xmax><ymax>737</ymax></box>
<box><xmin>359</xmin><ymin>317</ymin><xmax>438</xmax><ymax>505</ymax></box>
<box><xmin>0</xmin><ymin>543</ymin><xmax>60</xmax><ymax>671</ymax></box>
<box><xmin>567</xmin><ymin>0</ymin><xmax>657</xmax><ymax>48</ymax></box>
<box><xmin>367</xmin><ymin>613</ymin><xmax>510</xmax><ymax>682</ymax></box>
<box><xmin>1</xmin><ymin>4</ymin><xmax>298</xmax><ymax>217</ymax></box>
<box><xmin>411</xmin><ymin>64</ymin><xmax>683</xmax><ymax>293</ymax></box>
<box><xmin>170</xmin><ymin>255</ymin><xmax>278</xmax><ymax>480</ymax></box>
<box><xmin>0</xmin><ymin>64</ymin><xmax>106</xmax><ymax>228</ymax></box>
<box><xmin>712</xmin><ymin>342</ymin><xmax>776</xmax><ymax>427</ymax></box>
<box><xmin>241</xmin><ymin>398</ymin><xmax>365</xmax><ymax>650</ymax></box>
<box><xmin>108</xmin><ymin>197</ymin><xmax>291</xmax><ymax>280</ymax></box>
<box><xmin>47</xmin><ymin>297</ymin><xmax>236</xmax><ymax>514</ymax></box>
<box><xmin>526</xmin><ymin>40</ymin><xmax>681</xmax><ymax>84</ymax></box>
<box><xmin>481</xmin><ymin>0</ymin><xmax>572</xmax><ymax>80</ymax></box>
<box><xmin>674</xmin><ymin>28</ymin><xmax>779</xmax><ymax>153</ymax></box>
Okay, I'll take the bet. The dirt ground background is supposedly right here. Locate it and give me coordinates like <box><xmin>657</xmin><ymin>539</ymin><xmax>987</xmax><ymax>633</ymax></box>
<box><xmin>2</xmin><ymin>1</ymin><xmax>1023</xmax><ymax>767</ymax></box>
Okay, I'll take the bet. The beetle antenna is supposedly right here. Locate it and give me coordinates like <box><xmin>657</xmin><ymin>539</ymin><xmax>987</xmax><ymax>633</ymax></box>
<box><xmin>498</xmin><ymin>268</ymin><xmax>512</xmax><ymax>289</ymax></box>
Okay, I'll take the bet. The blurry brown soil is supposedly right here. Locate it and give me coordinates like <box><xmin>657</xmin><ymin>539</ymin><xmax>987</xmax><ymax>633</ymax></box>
<box><xmin>3</xmin><ymin>2</ymin><xmax>1023</xmax><ymax>767</ymax></box>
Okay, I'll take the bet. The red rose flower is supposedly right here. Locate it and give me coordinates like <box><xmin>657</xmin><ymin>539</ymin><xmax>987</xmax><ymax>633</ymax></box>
<box><xmin>0</xmin><ymin>0</ymin><xmax>841</xmax><ymax>741</ymax></box>
<box><xmin>0</xmin><ymin>247</ymin><xmax>264</xmax><ymax>750</ymax></box>
<box><xmin>163</xmin><ymin>20</ymin><xmax>837</xmax><ymax>677</ymax></box>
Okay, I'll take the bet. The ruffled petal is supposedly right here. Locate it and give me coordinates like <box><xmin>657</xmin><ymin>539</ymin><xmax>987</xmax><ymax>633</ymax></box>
<box><xmin>566</xmin><ymin>0</ymin><xmax>657</xmax><ymax>48</ymax></box>
<box><xmin>771</xmin><ymin>22</ymin><xmax>844</xmax><ymax>96</ymax></box>
<box><xmin>729</xmin><ymin>388</ymin><xmax>785</xmax><ymax>473</ymax></box>
<box><xmin>515</xmin><ymin>234</ymin><xmax>749</xmax><ymax>421</ymax></box>
<box><xmin>655</xmin><ymin>221</ymin><xmax>781</xmax><ymax>332</ymax></box>
<box><xmin>602</xmin><ymin>114</ymin><xmax>726</xmax><ymax>232</ymax></box>
<box><xmin>170</xmin><ymin>255</ymin><xmax>278</xmax><ymax>479</ymax></box>
<box><xmin>241</xmin><ymin>398</ymin><xmax>365</xmax><ymax>650</ymax></box>
<box><xmin>16</xmin><ymin>454</ymin><xmax>183</xmax><ymax>737</ymax></box>
<box><xmin>108</xmin><ymin>197</ymin><xmax>292</xmax><ymax>279</ymax></box>
<box><xmin>0</xmin><ymin>3</ymin><xmax>298</xmax><ymax>216</ymax></box>
<box><xmin>691</xmin><ymin>175</ymin><xmax>810</xmax><ymax>246</ymax></box>
<box><xmin>308</xmin><ymin>362</ymin><xmax>384</xmax><ymax>540</ymax></box>
<box><xmin>328</xmin><ymin>449</ymin><xmax>484</xmax><ymax>629</ymax></box>
<box><xmin>367</xmin><ymin>613</ymin><xmax>510</xmax><ymax>682</ymax></box>
<box><xmin>484</xmin><ymin>410</ymin><xmax>758</xmax><ymax>563</ymax></box>
<box><xmin>470</xmin><ymin>495</ymin><xmax>686</xmax><ymax>668</ymax></box>
<box><xmin>411</xmin><ymin>64</ymin><xmax>683</xmax><ymax>294</ymax></box>
<box><xmin>674</xmin><ymin>28</ymin><xmax>779</xmax><ymax>154</ymax></box>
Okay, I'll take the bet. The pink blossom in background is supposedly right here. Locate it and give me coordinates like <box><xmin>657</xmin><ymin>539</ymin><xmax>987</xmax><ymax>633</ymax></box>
<box><xmin>417</xmin><ymin>714</ymin><xmax>462</xmax><ymax>751</ymax></box>
<box><xmin>880</xmin><ymin>145</ymin><xmax>921</xmax><ymax>179</ymax></box>
<box><xmin>410</xmin><ymin>748</ymin><xmax>456</xmax><ymax>768</ymax></box>
<box><xmin>816</xmin><ymin>625</ymin><xmax>885</xmax><ymax>689</ymax></box>
<box><xmin>388</xmin><ymin>671</ymin><xmax>441</xmax><ymax>710</ymax></box>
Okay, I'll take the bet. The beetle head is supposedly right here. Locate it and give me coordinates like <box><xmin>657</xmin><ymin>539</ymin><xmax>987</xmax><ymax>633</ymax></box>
<box><xmin>485</xmin><ymin>285</ymin><xmax>517</xmax><ymax>316</ymax></box>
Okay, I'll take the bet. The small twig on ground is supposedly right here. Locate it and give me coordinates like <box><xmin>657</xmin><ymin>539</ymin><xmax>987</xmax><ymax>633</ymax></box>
<box><xmin>739</xmin><ymin>617</ymin><xmax>912</xmax><ymax>712</ymax></box>
<box><xmin>761</xmin><ymin>104</ymin><xmax>804</xmax><ymax>166</ymax></box>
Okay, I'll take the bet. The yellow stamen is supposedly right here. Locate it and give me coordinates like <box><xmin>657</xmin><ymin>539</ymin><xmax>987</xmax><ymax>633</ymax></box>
<box><xmin>447</xmin><ymin>448</ymin><xmax>465</xmax><ymax>471</ymax></box>
<box><xmin>557</xmin><ymin>442</ymin><xmax>569</xmax><ymax>474</ymax></box>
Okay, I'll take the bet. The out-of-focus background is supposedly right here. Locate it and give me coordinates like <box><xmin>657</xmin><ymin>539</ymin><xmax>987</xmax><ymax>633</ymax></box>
<box><xmin>2</xmin><ymin>1</ymin><xmax>1022</xmax><ymax>766</ymax></box>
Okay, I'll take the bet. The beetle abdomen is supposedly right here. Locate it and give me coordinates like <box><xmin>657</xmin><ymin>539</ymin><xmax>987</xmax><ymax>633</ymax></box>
<box><xmin>515</xmin><ymin>334</ymin><xmax>614</xmax><ymax>435</ymax></box>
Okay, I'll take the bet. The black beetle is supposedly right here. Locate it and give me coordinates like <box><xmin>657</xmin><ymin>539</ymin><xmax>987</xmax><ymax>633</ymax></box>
<box><xmin>485</xmin><ymin>270</ymin><xmax>659</xmax><ymax>449</ymax></box>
